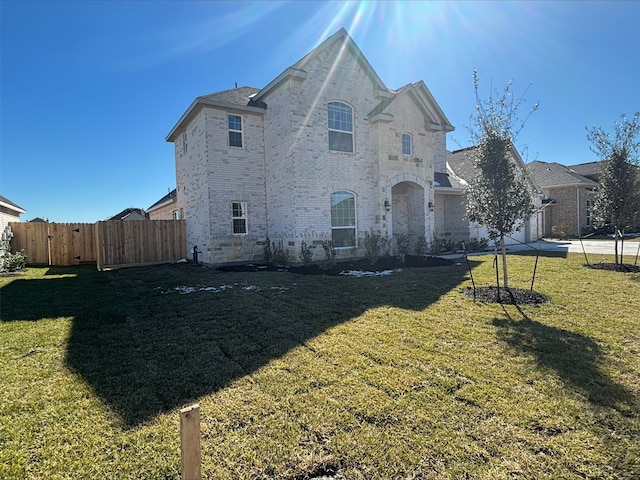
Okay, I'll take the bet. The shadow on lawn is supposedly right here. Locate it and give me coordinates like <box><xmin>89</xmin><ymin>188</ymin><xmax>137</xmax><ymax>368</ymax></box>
<box><xmin>0</xmin><ymin>266</ymin><xmax>126</xmax><ymax>323</ymax></box>
<box><xmin>2</xmin><ymin>261</ymin><xmax>477</xmax><ymax>427</ymax></box>
<box><xmin>493</xmin><ymin>314</ymin><xmax>637</xmax><ymax>412</ymax></box>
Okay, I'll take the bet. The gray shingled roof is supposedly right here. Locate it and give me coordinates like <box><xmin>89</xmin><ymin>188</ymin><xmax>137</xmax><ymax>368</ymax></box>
<box><xmin>527</xmin><ymin>161</ymin><xmax>597</xmax><ymax>189</ymax></box>
<box><xmin>567</xmin><ymin>161</ymin><xmax>601</xmax><ymax>182</ymax></box>
<box><xmin>447</xmin><ymin>147</ymin><xmax>477</xmax><ymax>183</ymax></box>
<box><xmin>109</xmin><ymin>208</ymin><xmax>150</xmax><ymax>221</ymax></box>
<box><xmin>200</xmin><ymin>86</ymin><xmax>264</xmax><ymax>108</ymax></box>
<box><xmin>0</xmin><ymin>194</ymin><xmax>26</xmax><ymax>212</ymax></box>
<box><xmin>147</xmin><ymin>189</ymin><xmax>177</xmax><ymax>211</ymax></box>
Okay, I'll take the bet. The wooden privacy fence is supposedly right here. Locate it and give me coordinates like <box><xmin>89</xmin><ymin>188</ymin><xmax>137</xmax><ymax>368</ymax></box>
<box><xmin>9</xmin><ymin>220</ymin><xmax>187</xmax><ymax>270</ymax></box>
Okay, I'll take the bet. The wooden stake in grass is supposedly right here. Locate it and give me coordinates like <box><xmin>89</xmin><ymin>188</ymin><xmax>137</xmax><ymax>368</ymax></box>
<box><xmin>180</xmin><ymin>404</ymin><xmax>201</xmax><ymax>480</ymax></box>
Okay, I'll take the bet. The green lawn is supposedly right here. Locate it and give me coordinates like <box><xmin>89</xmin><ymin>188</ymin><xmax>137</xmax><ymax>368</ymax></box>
<box><xmin>1</xmin><ymin>252</ymin><xmax>638</xmax><ymax>479</ymax></box>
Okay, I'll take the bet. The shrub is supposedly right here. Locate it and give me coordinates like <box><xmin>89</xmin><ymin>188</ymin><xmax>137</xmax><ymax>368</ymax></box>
<box><xmin>298</xmin><ymin>241</ymin><xmax>313</xmax><ymax>267</ymax></box>
<box><xmin>263</xmin><ymin>237</ymin><xmax>273</xmax><ymax>263</ymax></box>
<box><xmin>0</xmin><ymin>240</ymin><xmax>27</xmax><ymax>272</ymax></box>
<box><xmin>271</xmin><ymin>240</ymin><xmax>289</xmax><ymax>267</ymax></box>
<box><xmin>551</xmin><ymin>223</ymin><xmax>570</xmax><ymax>239</ymax></box>
<box><xmin>395</xmin><ymin>232</ymin><xmax>411</xmax><ymax>263</ymax></box>
<box><xmin>321</xmin><ymin>240</ymin><xmax>337</xmax><ymax>270</ymax></box>
<box><xmin>382</xmin><ymin>234</ymin><xmax>391</xmax><ymax>257</ymax></box>
<box><xmin>414</xmin><ymin>235</ymin><xmax>428</xmax><ymax>257</ymax></box>
<box><xmin>363</xmin><ymin>229</ymin><xmax>385</xmax><ymax>265</ymax></box>
<box><xmin>430</xmin><ymin>235</ymin><xmax>456</xmax><ymax>255</ymax></box>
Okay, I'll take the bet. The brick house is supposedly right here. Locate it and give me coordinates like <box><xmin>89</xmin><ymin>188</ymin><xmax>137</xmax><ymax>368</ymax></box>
<box><xmin>446</xmin><ymin>146</ymin><xmax>543</xmax><ymax>245</ymax></box>
<box><xmin>1</xmin><ymin>194</ymin><xmax>26</xmax><ymax>236</ymax></box>
<box><xmin>108</xmin><ymin>207</ymin><xmax>150</xmax><ymax>221</ymax></box>
<box><xmin>166</xmin><ymin>28</ymin><xmax>457</xmax><ymax>265</ymax></box>
<box><xmin>147</xmin><ymin>189</ymin><xmax>180</xmax><ymax>221</ymax></box>
<box><xmin>527</xmin><ymin>161</ymin><xmax>598</xmax><ymax>237</ymax></box>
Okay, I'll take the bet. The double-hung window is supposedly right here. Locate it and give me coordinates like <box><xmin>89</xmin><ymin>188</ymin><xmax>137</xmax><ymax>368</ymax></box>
<box><xmin>228</xmin><ymin>114</ymin><xmax>243</xmax><ymax>148</ymax></box>
<box><xmin>232</xmin><ymin>201</ymin><xmax>247</xmax><ymax>234</ymax></box>
<box><xmin>331</xmin><ymin>191</ymin><xmax>356</xmax><ymax>247</ymax></box>
<box><xmin>328</xmin><ymin>102</ymin><xmax>354</xmax><ymax>153</ymax></box>
<box><xmin>402</xmin><ymin>133</ymin><xmax>412</xmax><ymax>156</ymax></box>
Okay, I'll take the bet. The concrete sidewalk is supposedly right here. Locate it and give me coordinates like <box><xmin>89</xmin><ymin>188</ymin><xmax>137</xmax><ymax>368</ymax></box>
<box><xmin>445</xmin><ymin>238</ymin><xmax>640</xmax><ymax>258</ymax></box>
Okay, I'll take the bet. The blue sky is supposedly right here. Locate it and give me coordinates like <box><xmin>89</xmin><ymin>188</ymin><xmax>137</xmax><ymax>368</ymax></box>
<box><xmin>1</xmin><ymin>1</ymin><xmax>638</xmax><ymax>223</ymax></box>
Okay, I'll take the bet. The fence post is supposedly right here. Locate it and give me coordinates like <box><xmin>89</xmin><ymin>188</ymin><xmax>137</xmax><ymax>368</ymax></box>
<box><xmin>180</xmin><ymin>404</ymin><xmax>202</xmax><ymax>480</ymax></box>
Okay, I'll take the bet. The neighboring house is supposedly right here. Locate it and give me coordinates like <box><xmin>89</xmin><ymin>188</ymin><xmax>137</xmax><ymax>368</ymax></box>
<box><xmin>568</xmin><ymin>161</ymin><xmax>640</xmax><ymax>232</ymax></box>
<box><xmin>147</xmin><ymin>189</ymin><xmax>181</xmax><ymax>220</ymax></box>
<box><xmin>567</xmin><ymin>161</ymin><xmax>601</xmax><ymax>183</ymax></box>
<box><xmin>109</xmin><ymin>208</ymin><xmax>150</xmax><ymax>221</ymax></box>
<box><xmin>1</xmin><ymin>195</ymin><xmax>26</xmax><ymax>262</ymax></box>
<box><xmin>446</xmin><ymin>146</ymin><xmax>543</xmax><ymax>245</ymax></box>
<box><xmin>0</xmin><ymin>194</ymin><xmax>26</xmax><ymax>237</ymax></box>
<box><xmin>527</xmin><ymin>161</ymin><xmax>598</xmax><ymax>236</ymax></box>
<box><xmin>166</xmin><ymin>28</ymin><xmax>455</xmax><ymax>265</ymax></box>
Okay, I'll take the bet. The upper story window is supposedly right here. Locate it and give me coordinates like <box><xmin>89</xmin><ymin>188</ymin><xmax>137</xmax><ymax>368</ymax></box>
<box><xmin>228</xmin><ymin>114</ymin><xmax>243</xmax><ymax>148</ymax></box>
<box><xmin>328</xmin><ymin>101</ymin><xmax>354</xmax><ymax>153</ymax></box>
<box><xmin>232</xmin><ymin>201</ymin><xmax>247</xmax><ymax>234</ymax></box>
<box><xmin>330</xmin><ymin>191</ymin><xmax>356</xmax><ymax>248</ymax></box>
<box><xmin>402</xmin><ymin>133</ymin><xmax>412</xmax><ymax>156</ymax></box>
<box><xmin>182</xmin><ymin>131</ymin><xmax>188</xmax><ymax>154</ymax></box>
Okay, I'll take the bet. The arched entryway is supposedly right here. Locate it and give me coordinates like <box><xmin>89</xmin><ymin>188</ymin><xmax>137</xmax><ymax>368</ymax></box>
<box><xmin>389</xmin><ymin>181</ymin><xmax>427</xmax><ymax>250</ymax></box>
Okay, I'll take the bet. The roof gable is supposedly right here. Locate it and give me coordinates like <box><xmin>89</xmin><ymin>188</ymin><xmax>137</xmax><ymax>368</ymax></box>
<box><xmin>166</xmin><ymin>86</ymin><xmax>265</xmax><ymax>142</ymax></box>
<box><xmin>369</xmin><ymin>82</ymin><xmax>454</xmax><ymax>132</ymax></box>
<box><xmin>253</xmin><ymin>28</ymin><xmax>390</xmax><ymax>104</ymax></box>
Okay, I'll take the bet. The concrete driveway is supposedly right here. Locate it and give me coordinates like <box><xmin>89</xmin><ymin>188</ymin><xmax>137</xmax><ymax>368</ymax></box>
<box><xmin>442</xmin><ymin>238</ymin><xmax>640</xmax><ymax>260</ymax></box>
<box><xmin>518</xmin><ymin>239</ymin><xmax>640</xmax><ymax>256</ymax></box>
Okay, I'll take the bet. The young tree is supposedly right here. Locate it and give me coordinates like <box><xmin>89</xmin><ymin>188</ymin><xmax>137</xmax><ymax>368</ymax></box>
<box><xmin>465</xmin><ymin>70</ymin><xmax>538</xmax><ymax>288</ymax></box>
<box><xmin>587</xmin><ymin>113</ymin><xmax>640</xmax><ymax>265</ymax></box>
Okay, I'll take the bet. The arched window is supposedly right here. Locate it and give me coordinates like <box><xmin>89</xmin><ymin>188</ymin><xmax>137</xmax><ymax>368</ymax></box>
<box><xmin>402</xmin><ymin>133</ymin><xmax>412</xmax><ymax>156</ymax></box>
<box><xmin>331</xmin><ymin>191</ymin><xmax>356</xmax><ymax>247</ymax></box>
<box><xmin>328</xmin><ymin>102</ymin><xmax>354</xmax><ymax>153</ymax></box>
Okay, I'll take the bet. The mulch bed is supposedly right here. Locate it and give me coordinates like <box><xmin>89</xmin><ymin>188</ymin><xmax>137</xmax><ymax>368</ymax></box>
<box><xmin>586</xmin><ymin>262</ymin><xmax>640</xmax><ymax>273</ymax></box>
<box><xmin>216</xmin><ymin>255</ymin><xmax>454</xmax><ymax>276</ymax></box>
<box><xmin>462</xmin><ymin>286</ymin><xmax>550</xmax><ymax>305</ymax></box>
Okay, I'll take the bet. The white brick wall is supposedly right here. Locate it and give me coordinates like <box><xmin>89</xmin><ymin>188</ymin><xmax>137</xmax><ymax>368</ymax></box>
<box><xmin>173</xmin><ymin>35</ymin><xmax>452</xmax><ymax>264</ymax></box>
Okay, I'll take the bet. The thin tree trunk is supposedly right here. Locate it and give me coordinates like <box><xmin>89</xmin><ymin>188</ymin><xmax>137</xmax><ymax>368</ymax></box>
<box><xmin>501</xmin><ymin>235</ymin><xmax>509</xmax><ymax>289</ymax></box>
<box><xmin>614</xmin><ymin>227</ymin><xmax>620</xmax><ymax>265</ymax></box>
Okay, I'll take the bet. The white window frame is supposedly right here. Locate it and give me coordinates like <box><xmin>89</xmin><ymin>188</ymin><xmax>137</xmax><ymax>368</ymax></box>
<box><xmin>328</xmin><ymin>101</ymin><xmax>354</xmax><ymax>153</ymax></box>
<box><xmin>330</xmin><ymin>191</ymin><xmax>357</xmax><ymax>248</ymax></box>
<box><xmin>231</xmin><ymin>201</ymin><xmax>247</xmax><ymax>235</ymax></box>
<box><xmin>228</xmin><ymin>114</ymin><xmax>243</xmax><ymax>148</ymax></box>
<box><xmin>586</xmin><ymin>200</ymin><xmax>592</xmax><ymax>227</ymax></box>
<box><xmin>402</xmin><ymin>133</ymin><xmax>412</xmax><ymax>156</ymax></box>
